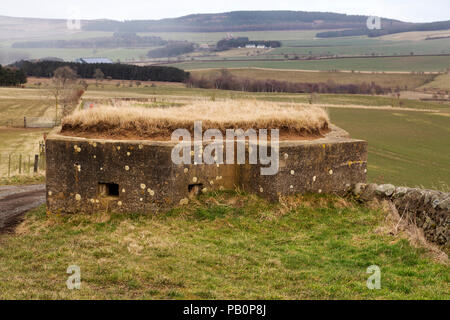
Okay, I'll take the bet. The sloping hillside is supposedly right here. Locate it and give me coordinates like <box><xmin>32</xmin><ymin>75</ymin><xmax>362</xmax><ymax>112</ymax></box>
<box><xmin>317</xmin><ymin>20</ymin><xmax>450</xmax><ymax>38</ymax></box>
<box><xmin>0</xmin><ymin>15</ymin><xmax>68</xmax><ymax>40</ymax></box>
<box><xmin>81</xmin><ymin>11</ymin><xmax>402</xmax><ymax>32</ymax></box>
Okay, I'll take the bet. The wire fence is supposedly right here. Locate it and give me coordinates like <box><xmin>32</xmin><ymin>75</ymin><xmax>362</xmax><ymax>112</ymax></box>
<box><xmin>0</xmin><ymin>142</ymin><xmax>46</xmax><ymax>178</ymax></box>
<box><xmin>0</xmin><ymin>117</ymin><xmax>57</xmax><ymax>128</ymax></box>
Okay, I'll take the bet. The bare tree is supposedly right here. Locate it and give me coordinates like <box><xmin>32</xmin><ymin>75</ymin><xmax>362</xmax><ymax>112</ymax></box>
<box><xmin>48</xmin><ymin>66</ymin><xmax>83</xmax><ymax>124</ymax></box>
<box><xmin>93</xmin><ymin>68</ymin><xmax>105</xmax><ymax>87</ymax></box>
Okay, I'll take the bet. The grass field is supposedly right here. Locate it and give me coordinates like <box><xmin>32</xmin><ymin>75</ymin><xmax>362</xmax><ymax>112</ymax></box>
<box><xmin>167</xmin><ymin>55</ymin><xmax>450</xmax><ymax>72</ymax></box>
<box><xmin>3</xmin><ymin>26</ymin><xmax>450</xmax><ymax>65</ymax></box>
<box><xmin>191</xmin><ymin>68</ymin><xmax>436</xmax><ymax>89</ymax></box>
<box><xmin>82</xmin><ymin>82</ymin><xmax>450</xmax><ymax>111</ymax></box>
<box><xmin>140</xmin><ymin>30</ymin><xmax>323</xmax><ymax>44</ymax></box>
<box><xmin>1</xmin><ymin>47</ymin><xmax>156</xmax><ymax>63</ymax></box>
<box><xmin>0</xmin><ymin>127</ymin><xmax>48</xmax><ymax>178</ymax></box>
<box><xmin>0</xmin><ymin>88</ymin><xmax>52</xmax><ymax>177</ymax></box>
<box><xmin>0</xmin><ymin>192</ymin><xmax>448</xmax><ymax>299</ymax></box>
<box><xmin>0</xmin><ymin>127</ymin><xmax>47</xmax><ymax>154</ymax></box>
<box><xmin>0</xmin><ymin>94</ymin><xmax>53</xmax><ymax>126</ymax></box>
<box><xmin>0</xmin><ymin>87</ymin><xmax>56</xmax><ymax>130</ymax></box>
<box><xmin>418</xmin><ymin>74</ymin><xmax>450</xmax><ymax>91</ymax></box>
<box><xmin>329</xmin><ymin>109</ymin><xmax>450</xmax><ymax>190</ymax></box>
<box><xmin>269</xmin><ymin>39</ymin><xmax>450</xmax><ymax>57</ymax></box>
<box><xmin>379</xmin><ymin>30</ymin><xmax>450</xmax><ymax>41</ymax></box>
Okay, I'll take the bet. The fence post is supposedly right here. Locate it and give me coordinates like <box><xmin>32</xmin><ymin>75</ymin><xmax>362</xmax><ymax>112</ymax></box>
<box><xmin>41</xmin><ymin>152</ymin><xmax>46</xmax><ymax>171</ymax></box>
<box><xmin>34</xmin><ymin>155</ymin><xmax>39</xmax><ymax>173</ymax></box>
<box><xmin>24</xmin><ymin>116</ymin><xmax>27</xmax><ymax>128</ymax></box>
<box><xmin>19</xmin><ymin>154</ymin><xmax>22</xmax><ymax>174</ymax></box>
<box><xmin>8</xmin><ymin>154</ymin><xmax>11</xmax><ymax>177</ymax></box>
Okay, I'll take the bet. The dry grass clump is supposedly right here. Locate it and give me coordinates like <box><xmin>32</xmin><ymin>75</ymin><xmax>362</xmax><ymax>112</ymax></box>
<box><xmin>61</xmin><ymin>99</ymin><xmax>329</xmax><ymax>140</ymax></box>
<box><xmin>373</xmin><ymin>199</ymin><xmax>449</xmax><ymax>264</ymax></box>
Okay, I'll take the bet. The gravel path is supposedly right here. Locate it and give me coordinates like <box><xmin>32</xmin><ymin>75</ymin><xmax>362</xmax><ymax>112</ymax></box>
<box><xmin>0</xmin><ymin>184</ymin><xmax>45</xmax><ymax>233</ymax></box>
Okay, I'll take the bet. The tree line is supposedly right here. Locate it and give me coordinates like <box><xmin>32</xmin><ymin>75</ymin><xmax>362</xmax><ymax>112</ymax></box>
<box><xmin>12</xmin><ymin>60</ymin><xmax>189</xmax><ymax>82</ymax></box>
<box><xmin>12</xmin><ymin>32</ymin><xmax>166</xmax><ymax>49</ymax></box>
<box><xmin>186</xmin><ymin>71</ymin><xmax>392</xmax><ymax>95</ymax></box>
<box><xmin>0</xmin><ymin>65</ymin><xmax>27</xmax><ymax>86</ymax></box>
<box><xmin>147</xmin><ymin>42</ymin><xmax>196</xmax><ymax>58</ymax></box>
<box><xmin>216</xmin><ymin>38</ymin><xmax>282</xmax><ymax>51</ymax></box>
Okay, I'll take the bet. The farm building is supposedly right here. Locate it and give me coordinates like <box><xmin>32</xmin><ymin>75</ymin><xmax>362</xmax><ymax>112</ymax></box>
<box><xmin>75</xmin><ymin>57</ymin><xmax>113</xmax><ymax>64</ymax></box>
<box><xmin>46</xmin><ymin>100</ymin><xmax>367</xmax><ymax>214</ymax></box>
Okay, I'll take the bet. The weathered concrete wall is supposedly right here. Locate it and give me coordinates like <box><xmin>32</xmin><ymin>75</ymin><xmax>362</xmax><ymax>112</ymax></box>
<box><xmin>242</xmin><ymin>139</ymin><xmax>367</xmax><ymax>201</ymax></box>
<box><xmin>354</xmin><ymin>183</ymin><xmax>449</xmax><ymax>250</ymax></box>
<box><xmin>46</xmin><ymin>126</ymin><xmax>367</xmax><ymax>214</ymax></box>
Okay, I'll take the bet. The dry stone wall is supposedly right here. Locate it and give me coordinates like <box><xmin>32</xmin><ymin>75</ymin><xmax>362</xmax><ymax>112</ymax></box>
<box><xmin>353</xmin><ymin>183</ymin><xmax>449</xmax><ymax>249</ymax></box>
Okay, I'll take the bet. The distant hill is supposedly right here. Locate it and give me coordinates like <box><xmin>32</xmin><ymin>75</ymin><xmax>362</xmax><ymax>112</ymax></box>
<box><xmin>317</xmin><ymin>20</ymin><xmax>450</xmax><ymax>38</ymax></box>
<box><xmin>0</xmin><ymin>15</ymin><xmax>75</xmax><ymax>41</ymax></box>
<box><xmin>1</xmin><ymin>11</ymin><xmax>448</xmax><ymax>36</ymax></box>
<box><xmin>82</xmin><ymin>11</ymin><xmax>404</xmax><ymax>33</ymax></box>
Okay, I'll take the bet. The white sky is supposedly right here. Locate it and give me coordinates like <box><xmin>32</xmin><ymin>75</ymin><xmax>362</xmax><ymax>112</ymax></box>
<box><xmin>0</xmin><ymin>0</ymin><xmax>449</xmax><ymax>23</ymax></box>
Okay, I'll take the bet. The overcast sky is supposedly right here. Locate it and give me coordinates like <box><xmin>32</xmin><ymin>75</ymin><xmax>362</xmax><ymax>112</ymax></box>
<box><xmin>0</xmin><ymin>0</ymin><xmax>449</xmax><ymax>23</ymax></box>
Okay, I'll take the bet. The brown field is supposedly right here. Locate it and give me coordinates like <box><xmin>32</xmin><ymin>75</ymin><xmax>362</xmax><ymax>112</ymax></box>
<box><xmin>0</xmin><ymin>87</ymin><xmax>54</xmax><ymax>126</ymax></box>
<box><xmin>26</xmin><ymin>77</ymin><xmax>185</xmax><ymax>89</ymax></box>
<box><xmin>379</xmin><ymin>30</ymin><xmax>450</xmax><ymax>41</ymax></box>
<box><xmin>190</xmin><ymin>68</ymin><xmax>435</xmax><ymax>89</ymax></box>
<box><xmin>0</xmin><ymin>127</ymin><xmax>48</xmax><ymax>177</ymax></box>
<box><xmin>418</xmin><ymin>74</ymin><xmax>450</xmax><ymax>91</ymax></box>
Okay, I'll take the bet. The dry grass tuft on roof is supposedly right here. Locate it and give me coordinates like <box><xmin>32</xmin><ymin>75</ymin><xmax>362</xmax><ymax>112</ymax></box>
<box><xmin>61</xmin><ymin>100</ymin><xmax>330</xmax><ymax>140</ymax></box>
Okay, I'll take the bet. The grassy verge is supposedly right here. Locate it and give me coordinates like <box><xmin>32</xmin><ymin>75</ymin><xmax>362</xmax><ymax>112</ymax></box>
<box><xmin>0</xmin><ymin>174</ymin><xmax>45</xmax><ymax>186</ymax></box>
<box><xmin>0</xmin><ymin>192</ymin><xmax>447</xmax><ymax>299</ymax></box>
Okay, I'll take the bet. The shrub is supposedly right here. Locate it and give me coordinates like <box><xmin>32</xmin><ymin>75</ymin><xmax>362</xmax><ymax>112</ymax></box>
<box><xmin>0</xmin><ymin>65</ymin><xmax>27</xmax><ymax>86</ymax></box>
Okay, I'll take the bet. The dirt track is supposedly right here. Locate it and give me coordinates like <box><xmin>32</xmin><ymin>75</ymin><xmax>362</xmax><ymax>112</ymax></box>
<box><xmin>0</xmin><ymin>184</ymin><xmax>45</xmax><ymax>233</ymax></box>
